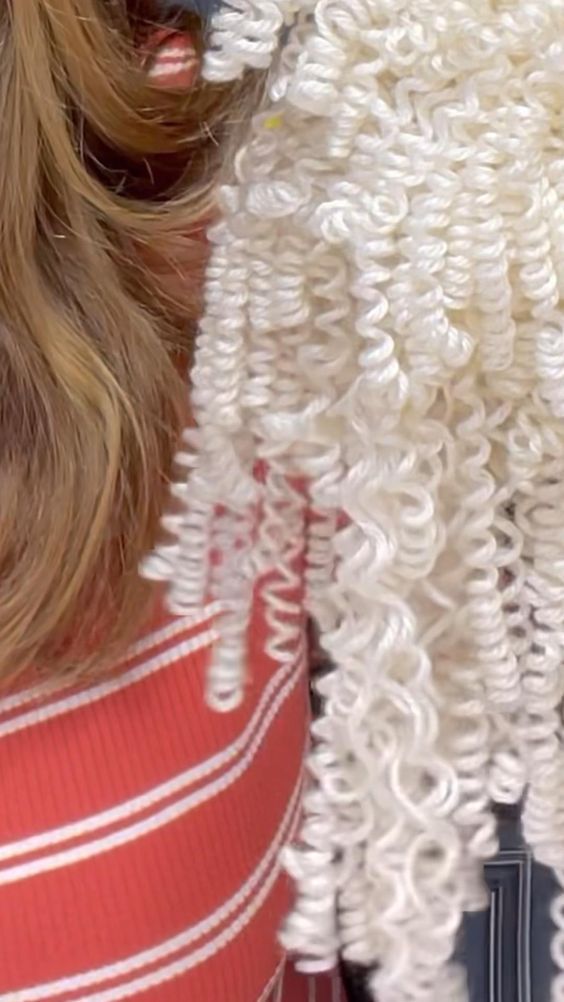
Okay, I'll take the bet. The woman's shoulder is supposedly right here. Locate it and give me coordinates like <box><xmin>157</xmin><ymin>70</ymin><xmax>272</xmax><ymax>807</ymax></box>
<box><xmin>0</xmin><ymin>594</ymin><xmax>311</xmax><ymax>1000</ymax></box>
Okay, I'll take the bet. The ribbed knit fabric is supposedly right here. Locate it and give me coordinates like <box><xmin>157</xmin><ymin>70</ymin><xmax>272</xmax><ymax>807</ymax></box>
<box><xmin>144</xmin><ymin>28</ymin><xmax>199</xmax><ymax>89</ymax></box>
<box><xmin>0</xmin><ymin>597</ymin><xmax>343</xmax><ymax>1000</ymax></box>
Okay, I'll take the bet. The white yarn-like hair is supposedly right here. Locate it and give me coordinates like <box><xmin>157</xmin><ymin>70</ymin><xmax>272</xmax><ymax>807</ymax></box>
<box><xmin>144</xmin><ymin>1</ymin><xmax>564</xmax><ymax>998</ymax></box>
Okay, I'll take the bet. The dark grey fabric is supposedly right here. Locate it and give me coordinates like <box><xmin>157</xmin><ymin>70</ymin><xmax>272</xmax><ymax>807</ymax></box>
<box><xmin>531</xmin><ymin>859</ymin><xmax>556</xmax><ymax>1002</ymax></box>
<box><xmin>458</xmin><ymin>806</ymin><xmax>533</xmax><ymax>1002</ymax></box>
<box><xmin>341</xmin><ymin>806</ymin><xmax>557</xmax><ymax>1002</ymax></box>
<box><xmin>158</xmin><ymin>0</ymin><xmax>219</xmax><ymax>18</ymax></box>
<box><xmin>340</xmin><ymin>963</ymin><xmax>370</xmax><ymax>1002</ymax></box>
<box><xmin>459</xmin><ymin>806</ymin><xmax>555</xmax><ymax>1002</ymax></box>
<box><xmin>460</xmin><ymin>805</ymin><xmax>556</xmax><ymax>1002</ymax></box>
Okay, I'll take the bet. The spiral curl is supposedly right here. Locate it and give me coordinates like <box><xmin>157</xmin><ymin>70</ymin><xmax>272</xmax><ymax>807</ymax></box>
<box><xmin>146</xmin><ymin>1</ymin><xmax>564</xmax><ymax>998</ymax></box>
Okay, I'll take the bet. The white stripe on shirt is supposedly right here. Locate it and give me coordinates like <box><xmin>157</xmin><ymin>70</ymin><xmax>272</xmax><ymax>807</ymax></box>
<box><xmin>2</xmin><ymin>776</ymin><xmax>303</xmax><ymax>1000</ymax></box>
<box><xmin>0</xmin><ymin>653</ymin><xmax>302</xmax><ymax>864</ymax></box>
<box><xmin>0</xmin><ymin>655</ymin><xmax>305</xmax><ymax>883</ymax></box>
<box><xmin>0</xmin><ymin>603</ymin><xmax>222</xmax><ymax>717</ymax></box>
<box><xmin>0</xmin><ymin>631</ymin><xmax>217</xmax><ymax>740</ymax></box>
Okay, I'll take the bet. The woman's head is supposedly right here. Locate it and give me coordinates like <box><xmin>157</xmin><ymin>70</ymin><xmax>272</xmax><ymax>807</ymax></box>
<box><xmin>0</xmin><ymin>0</ymin><xmax>248</xmax><ymax>684</ymax></box>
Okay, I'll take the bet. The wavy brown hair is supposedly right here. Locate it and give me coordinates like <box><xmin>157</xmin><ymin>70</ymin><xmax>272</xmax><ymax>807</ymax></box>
<box><xmin>0</xmin><ymin>0</ymin><xmax>249</xmax><ymax>685</ymax></box>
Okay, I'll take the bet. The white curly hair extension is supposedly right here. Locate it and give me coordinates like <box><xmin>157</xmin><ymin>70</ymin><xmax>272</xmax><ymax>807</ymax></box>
<box><xmin>144</xmin><ymin>0</ymin><xmax>564</xmax><ymax>998</ymax></box>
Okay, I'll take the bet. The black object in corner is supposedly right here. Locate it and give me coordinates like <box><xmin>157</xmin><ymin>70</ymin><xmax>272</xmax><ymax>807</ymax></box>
<box><xmin>340</xmin><ymin>962</ymin><xmax>371</xmax><ymax>1002</ymax></box>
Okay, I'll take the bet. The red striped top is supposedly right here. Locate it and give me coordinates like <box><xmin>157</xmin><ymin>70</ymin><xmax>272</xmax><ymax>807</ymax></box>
<box><xmin>0</xmin><ymin>596</ymin><xmax>343</xmax><ymax>1001</ymax></box>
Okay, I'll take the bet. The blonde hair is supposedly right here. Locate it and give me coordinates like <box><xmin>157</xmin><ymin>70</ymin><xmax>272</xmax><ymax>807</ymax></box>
<box><xmin>0</xmin><ymin>0</ymin><xmax>251</xmax><ymax>684</ymax></box>
<box><xmin>147</xmin><ymin>1</ymin><xmax>564</xmax><ymax>999</ymax></box>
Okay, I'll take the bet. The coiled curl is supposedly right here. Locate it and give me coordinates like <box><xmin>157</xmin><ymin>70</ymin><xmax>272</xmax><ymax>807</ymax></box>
<box><xmin>148</xmin><ymin>1</ymin><xmax>564</xmax><ymax>998</ymax></box>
